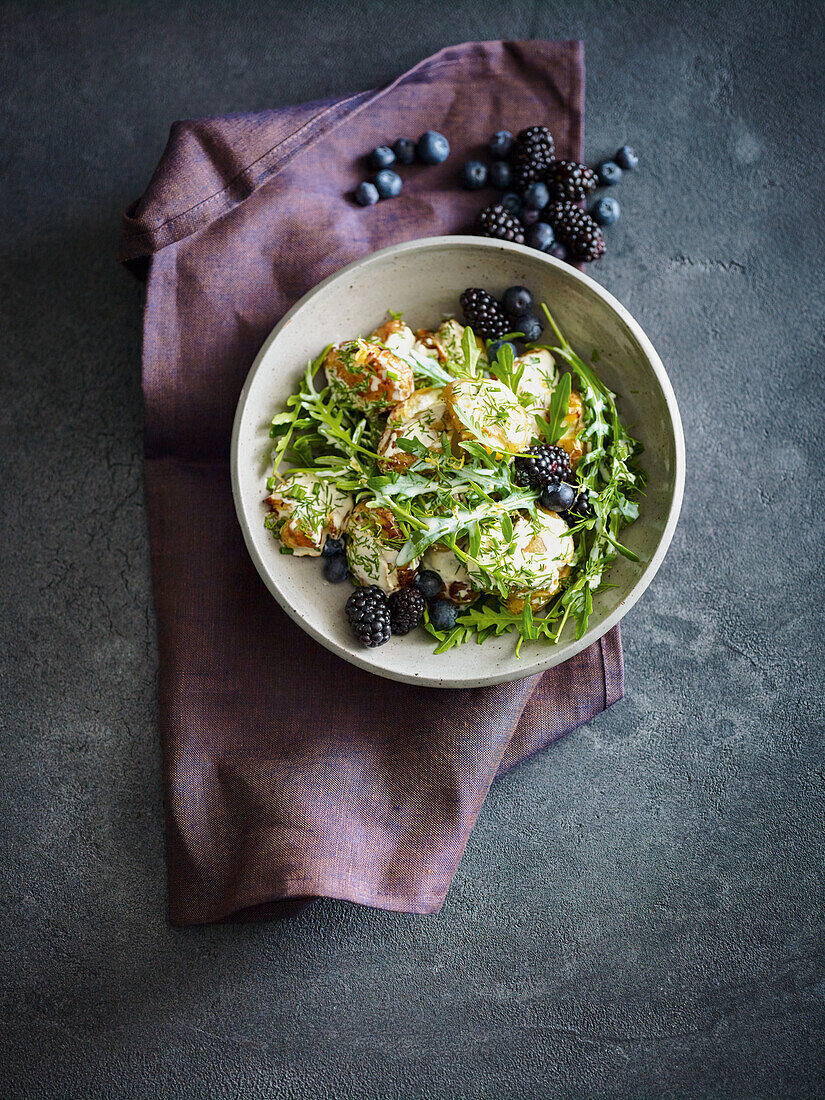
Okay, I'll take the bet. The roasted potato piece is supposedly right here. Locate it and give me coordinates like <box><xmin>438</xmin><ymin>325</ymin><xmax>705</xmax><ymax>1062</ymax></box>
<box><xmin>324</xmin><ymin>339</ymin><xmax>414</xmax><ymax>414</ymax></box>
<box><xmin>443</xmin><ymin>377</ymin><xmax>534</xmax><ymax>456</ymax></box>
<box><xmin>345</xmin><ymin>502</ymin><xmax>419</xmax><ymax>593</ymax></box>
<box><xmin>265</xmin><ymin>473</ymin><xmax>353</xmax><ymax>557</ymax></box>
<box><xmin>558</xmin><ymin>390</ymin><xmax>585</xmax><ymax>468</ymax></box>
<box><xmin>466</xmin><ymin>508</ymin><xmax>574</xmax><ymax>609</ymax></box>
<box><xmin>514</xmin><ymin>348</ymin><xmax>558</xmax><ymax>417</ymax></box>
<box><xmin>377</xmin><ymin>387</ymin><xmax>450</xmax><ymax>471</ymax></box>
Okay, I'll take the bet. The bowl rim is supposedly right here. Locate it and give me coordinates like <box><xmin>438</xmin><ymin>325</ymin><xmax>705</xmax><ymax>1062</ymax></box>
<box><xmin>231</xmin><ymin>234</ymin><xmax>685</xmax><ymax>688</ymax></box>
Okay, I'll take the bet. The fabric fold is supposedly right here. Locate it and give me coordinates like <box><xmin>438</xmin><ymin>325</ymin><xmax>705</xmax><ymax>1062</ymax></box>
<box><xmin>122</xmin><ymin>38</ymin><xmax>624</xmax><ymax>926</ymax></box>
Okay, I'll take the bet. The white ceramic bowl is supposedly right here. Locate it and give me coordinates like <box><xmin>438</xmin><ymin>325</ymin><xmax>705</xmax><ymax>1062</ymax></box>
<box><xmin>231</xmin><ymin>236</ymin><xmax>684</xmax><ymax>688</ymax></box>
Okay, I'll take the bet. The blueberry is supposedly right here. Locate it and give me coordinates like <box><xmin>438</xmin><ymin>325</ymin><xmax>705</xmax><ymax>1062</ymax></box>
<box><xmin>596</xmin><ymin>160</ymin><xmax>623</xmax><ymax>186</ymax></box>
<box><xmin>416</xmin><ymin>130</ymin><xmax>450</xmax><ymax>165</ymax></box>
<box><xmin>322</xmin><ymin>536</ymin><xmax>346</xmax><ymax>558</ymax></box>
<box><xmin>540</xmin><ymin>481</ymin><xmax>576</xmax><ymax>512</ymax></box>
<box><xmin>428</xmin><ymin>598</ymin><xmax>458</xmax><ymax>631</ymax></box>
<box><xmin>488</xmin><ymin>339</ymin><xmax>518</xmax><ymax>362</ymax></box>
<box><xmin>591</xmin><ymin>196</ymin><xmax>620</xmax><ymax>226</ymax></box>
<box><xmin>525</xmin><ymin>221</ymin><xmax>555</xmax><ymax>252</ymax></box>
<box><xmin>354</xmin><ymin>181</ymin><xmax>380</xmax><ymax>206</ymax></box>
<box><xmin>488</xmin><ymin>130</ymin><xmax>513</xmax><ymax>158</ymax></box>
<box><xmin>461</xmin><ymin>160</ymin><xmax>488</xmax><ymax>190</ymax></box>
<box><xmin>549</xmin><ymin>243</ymin><xmax>568</xmax><ymax>261</ymax></box>
<box><xmin>522</xmin><ymin>208</ymin><xmax>540</xmax><ymax>226</ymax></box>
<box><xmin>323</xmin><ymin>554</ymin><xmax>349</xmax><ymax>583</ymax></box>
<box><xmin>499</xmin><ymin>192</ymin><xmax>523</xmax><ymax>217</ymax></box>
<box><xmin>489</xmin><ymin>161</ymin><xmax>513</xmax><ymax>189</ymax></box>
<box><xmin>523</xmin><ymin>181</ymin><xmax>550</xmax><ymax>210</ymax></box>
<box><xmin>615</xmin><ymin>145</ymin><xmax>638</xmax><ymax>171</ymax></box>
<box><xmin>368</xmin><ymin>145</ymin><xmax>396</xmax><ymax>170</ymax></box>
<box><xmin>374</xmin><ymin>169</ymin><xmax>403</xmax><ymax>199</ymax></box>
<box><xmin>513</xmin><ymin>312</ymin><xmax>544</xmax><ymax>342</ymax></box>
<box><xmin>414</xmin><ymin>569</ymin><xmax>443</xmax><ymax>600</ymax></box>
<box><xmin>392</xmin><ymin>138</ymin><xmax>416</xmax><ymax>165</ymax></box>
<box><xmin>502</xmin><ymin>285</ymin><xmax>533</xmax><ymax>317</ymax></box>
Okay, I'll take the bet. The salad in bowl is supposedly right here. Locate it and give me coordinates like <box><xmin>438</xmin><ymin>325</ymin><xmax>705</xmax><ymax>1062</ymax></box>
<box><xmin>263</xmin><ymin>284</ymin><xmax>644</xmax><ymax>655</ymax></box>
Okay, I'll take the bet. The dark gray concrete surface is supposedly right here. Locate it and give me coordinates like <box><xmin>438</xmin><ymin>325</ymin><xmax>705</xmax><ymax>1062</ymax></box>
<box><xmin>1</xmin><ymin>1</ymin><xmax>824</xmax><ymax>1096</ymax></box>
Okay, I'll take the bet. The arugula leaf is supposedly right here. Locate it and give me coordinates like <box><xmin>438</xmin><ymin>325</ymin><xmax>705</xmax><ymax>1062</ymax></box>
<box><xmin>541</xmin><ymin>371</ymin><xmax>572</xmax><ymax>444</ymax></box>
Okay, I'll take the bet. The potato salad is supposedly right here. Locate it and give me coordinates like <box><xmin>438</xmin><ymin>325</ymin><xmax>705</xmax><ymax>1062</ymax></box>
<box><xmin>264</xmin><ymin>287</ymin><xmax>644</xmax><ymax>654</ymax></box>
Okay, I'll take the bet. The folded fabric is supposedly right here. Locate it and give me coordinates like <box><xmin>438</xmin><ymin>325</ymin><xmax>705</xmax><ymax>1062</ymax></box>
<box><xmin>119</xmin><ymin>38</ymin><xmax>623</xmax><ymax>925</ymax></box>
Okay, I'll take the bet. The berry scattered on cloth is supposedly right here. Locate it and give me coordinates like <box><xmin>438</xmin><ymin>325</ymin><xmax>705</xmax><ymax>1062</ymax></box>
<box><xmin>368</xmin><ymin>146</ymin><xmax>396</xmax><ymax>170</ymax></box>
<box><xmin>614</xmin><ymin>145</ymin><xmax>638</xmax><ymax>170</ymax></box>
<box><xmin>354</xmin><ymin>181</ymin><xmax>379</xmax><ymax>206</ymax></box>
<box><xmin>475</xmin><ymin>203</ymin><xmax>525</xmax><ymax>245</ymax></box>
<box><xmin>374</xmin><ymin>169</ymin><xmax>402</xmax><ymax>199</ymax></box>
<box><xmin>416</xmin><ymin>130</ymin><xmax>450</xmax><ymax>164</ymax></box>
<box><xmin>525</xmin><ymin>221</ymin><xmax>555</xmax><ymax>253</ymax></box>
<box><xmin>461</xmin><ymin>160</ymin><xmax>488</xmax><ymax>190</ymax></box>
<box><xmin>545</xmin><ymin>160</ymin><xmax>598</xmax><ymax>203</ymax></box>
<box><xmin>546</xmin><ymin>202</ymin><xmax>606</xmax><ymax>262</ymax></box>
<box><xmin>392</xmin><ymin>138</ymin><xmax>416</xmax><ymax>165</ymax></box>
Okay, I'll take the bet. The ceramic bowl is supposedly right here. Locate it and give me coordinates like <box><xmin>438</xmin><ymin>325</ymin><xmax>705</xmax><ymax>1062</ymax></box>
<box><xmin>231</xmin><ymin>236</ymin><xmax>684</xmax><ymax>688</ymax></box>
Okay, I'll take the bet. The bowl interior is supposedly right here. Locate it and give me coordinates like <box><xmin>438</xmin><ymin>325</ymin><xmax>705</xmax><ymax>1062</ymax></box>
<box><xmin>232</xmin><ymin>236</ymin><xmax>683</xmax><ymax>687</ymax></box>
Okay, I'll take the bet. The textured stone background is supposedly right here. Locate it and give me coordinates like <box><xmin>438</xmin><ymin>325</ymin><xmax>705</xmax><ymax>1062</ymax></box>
<box><xmin>1</xmin><ymin>1</ymin><xmax>824</xmax><ymax>1097</ymax></box>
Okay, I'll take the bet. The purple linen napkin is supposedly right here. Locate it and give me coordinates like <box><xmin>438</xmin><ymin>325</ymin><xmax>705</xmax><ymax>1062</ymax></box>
<box><xmin>119</xmin><ymin>39</ymin><xmax>623</xmax><ymax>925</ymax></box>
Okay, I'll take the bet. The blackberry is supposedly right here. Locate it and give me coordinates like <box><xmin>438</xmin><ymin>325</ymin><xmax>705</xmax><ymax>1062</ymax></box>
<box><xmin>475</xmin><ymin>203</ymin><xmax>525</xmax><ymax>245</ymax></box>
<box><xmin>545</xmin><ymin>160</ymin><xmax>598</xmax><ymax>202</ymax></box>
<box><xmin>512</xmin><ymin>125</ymin><xmax>555</xmax><ymax>189</ymax></box>
<box><xmin>459</xmin><ymin>288</ymin><xmax>510</xmax><ymax>340</ymax></box>
<box><xmin>546</xmin><ymin>202</ymin><xmax>606</xmax><ymax>262</ymax></box>
<box><xmin>345</xmin><ymin>584</ymin><xmax>391</xmax><ymax>647</ymax></box>
<box><xmin>388</xmin><ymin>586</ymin><xmax>425</xmax><ymax>635</ymax></box>
<box><xmin>513</xmin><ymin>444</ymin><xmax>572</xmax><ymax>490</ymax></box>
<box><xmin>565</xmin><ymin>487</ymin><xmax>594</xmax><ymax>522</ymax></box>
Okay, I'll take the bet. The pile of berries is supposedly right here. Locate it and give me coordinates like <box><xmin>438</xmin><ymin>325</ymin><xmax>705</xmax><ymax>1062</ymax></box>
<box><xmin>460</xmin><ymin>284</ymin><xmax>544</xmax><ymax>342</ymax></box>
<box><xmin>353</xmin><ymin>131</ymin><xmax>450</xmax><ymax>206</ymax></box>
<box><xmin>514</xmin><ymin>443</ymin><xmax>593</xmax><ymax>525</ymax></box>
<box><xmin>344</xmin><ymin>569</ymin><xmax>458</xmax><ymax>649</ymax></box>
<box><xmin>465</xmin><ymin>129</ymin><xmax>639</xmax><ymax>262</ymax></box>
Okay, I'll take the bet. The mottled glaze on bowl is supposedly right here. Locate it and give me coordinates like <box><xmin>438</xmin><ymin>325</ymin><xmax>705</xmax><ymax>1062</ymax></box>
<box><xmin>231</xmin><ymin>236</ymin><xmax>685</xmax><ymax>688</ymax></box>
